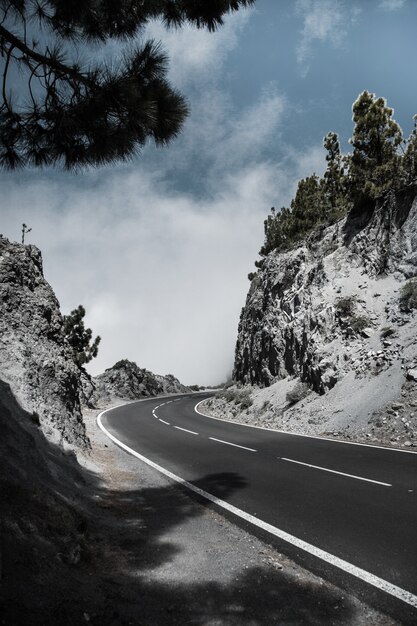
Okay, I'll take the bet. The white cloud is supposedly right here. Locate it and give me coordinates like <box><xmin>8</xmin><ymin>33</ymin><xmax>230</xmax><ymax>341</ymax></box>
<box><xmin>145</xmin><ymin>9</ymin><xmax>252</xmax><ymax>88</ymax></box>
<box><xmin>1</xmin><ymin>137</ymin><xmax>323</xmax><ymax>385</ymax></box>
<box><xmin>0</xmin><ymin>168</ymin><xmax>269</xmax><ymax>385</ymax></box>
<box><xmin>379</xmin><ymin>0</ymin><xmax>406</xmax><ymax>10</ymax></box>
<box><xmin>295</xmin><ymin>0</ymin><xmax>358</xmax><ymax>75</ymax></box>
<box><xmin>178</xmin><ymin>83</ymin><xmax>286</xmax><ymax>184</ymax></box>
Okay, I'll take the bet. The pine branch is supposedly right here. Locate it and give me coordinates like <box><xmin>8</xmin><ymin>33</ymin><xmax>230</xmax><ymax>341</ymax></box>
<box><xmin>0</xmin><ymin>24</ymin><xmax>93</xmax><ymax>86</ymax></box>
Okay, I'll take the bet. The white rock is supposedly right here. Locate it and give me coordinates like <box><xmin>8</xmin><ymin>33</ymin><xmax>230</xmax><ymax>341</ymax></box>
<box><xmin>407</xmin><ymin>369</ymin><xmax>417</xmax><ymax>382</ymax></box>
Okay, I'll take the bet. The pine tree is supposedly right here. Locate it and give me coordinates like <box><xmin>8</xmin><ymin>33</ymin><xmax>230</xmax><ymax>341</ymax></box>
<box><xmin>403</xmin><ymin>115</ymin><xmax>417</xmax><ymax>185</ymax></box>
<box><xmin>322</xmin><ymin>132</ymin><xmax>349</xmax><ymax>218</ymax></box>
<box><xmin>288</xmin><ymin>174</ymin><xmax>326</xmax><ymax>240</ymax></box>
<box><xmin>63</xmin><ymin>305</ymin><xmax>101</xmax><ymax>367</ymax></box>
<box><xmin>349</xmin><ymin>91</ymin><xmax>403</xmax><ymax>200</ymax></box>
<box><xmin>0</xmin><ymin>1</ymin><xmax>254</xmax><ymax>169</ymax></box>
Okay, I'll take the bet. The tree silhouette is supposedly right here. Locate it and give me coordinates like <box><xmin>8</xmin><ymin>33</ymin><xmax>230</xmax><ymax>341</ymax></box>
<box><xmin>63</xmin><ymin>305</ymin><xmax>101</xmax><ymax>367</ymax></box>
<box><xmin>0</xmin><ymin>0</ymin><xmax>255</xmax><ymax>169</ymax></box>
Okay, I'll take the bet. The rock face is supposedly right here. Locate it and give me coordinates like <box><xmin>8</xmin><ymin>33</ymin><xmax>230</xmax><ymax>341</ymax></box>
<box><xmin>89</xmin><ymin>359</ymin><xmax>190</xmax><ymax>406</ymax></box>
<box><xmin>234</xmin><ymin>188</ymin><xmax>417</xmax><ymax>394</ymax></box>
<box><xmin>0</xmin><ymin>238</ymin><xmax>88</xmax><ymax>449</ymax></box>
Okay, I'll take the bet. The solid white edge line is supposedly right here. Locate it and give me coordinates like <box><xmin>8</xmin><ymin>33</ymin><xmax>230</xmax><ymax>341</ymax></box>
<box><xmin>97</xmin><ymin>407</ymin><xmax>417</xmax><ymax>609</ymax></box>
<box><xmin>209</xmin><ymin>437</ymin><xmax>257</xmax><ymax>452</ymax></box>
<box><xmin>194</xmin><ymin>399</ymin><xmax>417</xmax><ymax>455</ymax></box>
<box><xmin>159</xmin><ymin>419</ymin><xmax>170</xmax><ymax>426</ymax></box>
<box><xmin>174</xmin><ymin>426</ymin><xmax>199</xmax><ymax>435</ymax></box>
<box><xmin>281</xmin><ymin>457</ymin><xmax>392</xmax><ymax>487</ymax></box>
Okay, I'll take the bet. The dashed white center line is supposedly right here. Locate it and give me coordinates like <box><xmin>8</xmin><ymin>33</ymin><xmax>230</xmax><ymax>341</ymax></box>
<box><xmin>152</xmin><ymin>410</ymin><xmax>158</xmax><ymax>418</ymax></box>
<box><xmin>280</xmin><ymin>457</ymin><xmax>392</xmax><ymax>487</ymax></box>
<box><xmin>209</xmin><ymin>437</ymin><xmax>257</xmax><ymax>452</ymax></box>
<box><xmin>159</xmin><ymin>419</ymin><xmax>170</xmax><ymax>426</ymax></box>
<box><xmin>174</xmin><ymin>426</ymin><xmax>199</xmax><ymax>435</ymax></box>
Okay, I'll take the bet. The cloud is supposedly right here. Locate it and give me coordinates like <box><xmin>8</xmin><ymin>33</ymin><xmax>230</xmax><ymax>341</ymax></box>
<box><xmin>295</xmin><ymin>0</ymin><xmax>358</xmax><ymax>75</ymax></box>
<box><xmin>1</xmin><ymin>138</ymin><xmax>324</xmax><ymax>385</ymax></box>
<box><xmin>0</xmin><ymin>166</ymin><xmax>270</xmax><ymax>385</ymax></box>
<box><xmin>379</xmin><ymin>0</ymin><xmax>406</xmax><ymax>10</ymax></box>
<box><xmin>145</xmin><ymin>9</ymin><xmax>253</xmax><ymax>88</ymax></box>
<box><xmin>176</xmin><ymin>83</ymin><xmax>286</xmax><ymax>186</ymax></box>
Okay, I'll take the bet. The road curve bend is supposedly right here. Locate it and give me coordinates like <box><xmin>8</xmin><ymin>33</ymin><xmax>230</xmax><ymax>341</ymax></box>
<box><xmin>98</xmin><ymin>393</ymin><xmax>417</xmax><ymax>618</ymax></box>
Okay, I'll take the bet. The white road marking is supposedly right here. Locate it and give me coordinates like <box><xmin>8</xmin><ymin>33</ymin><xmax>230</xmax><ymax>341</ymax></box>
<box><xmin>159</xmin><ymin>419</ymin><xmax>170</xmax><ymax>426</ymax></box>
<box><xmin>209</xmin><ymin>437</ymin><xmax>256</xmax><ymax>452</ymax></box>
<box><xmin>174</xmin><ymin>426</ymin><xmax>199</xmax><ymax>435</ymax></box>
<box><xmin>152</xmin><ymin>410</ymin><xmax>158</xmax><ymax>418</ymax></box>
<box><xmin>97</xmin><ymin>408</ymin><xmax>417</xmax><ymax>610</ymax></box>
<box><xmin>194</xmin><ymin>399</ymin><xmax>417</xmax><ymax>455</ymax></box>
<box><xmin>280</xmin><ymin>457</ymin><xmax>392</xmax><ymax>487</ymax></box>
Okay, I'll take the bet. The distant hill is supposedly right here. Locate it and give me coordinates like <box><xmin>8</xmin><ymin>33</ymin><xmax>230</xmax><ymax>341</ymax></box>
<box><xmin>85</xmin><ymin>359</ymin><xmax>191</xmax><ymax>407</ymax></box>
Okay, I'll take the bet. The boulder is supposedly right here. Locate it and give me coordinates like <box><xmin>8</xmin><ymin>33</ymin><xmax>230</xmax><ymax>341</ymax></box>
<box><xmin>406</xmin><ymin>369</ymin><xmax>417</xmax><ymax>382</ymax></box>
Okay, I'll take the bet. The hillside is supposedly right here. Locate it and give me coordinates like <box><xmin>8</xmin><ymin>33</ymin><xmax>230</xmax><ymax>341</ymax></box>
<box><xmin>84</xmin><ymin>359</ymin><xmax>191</xmax><ymax>407</ymax></box>
<box><xmin>203</xmin><ymin>189</ymin><xmax>417</xmax><ymax>448</ymax></box>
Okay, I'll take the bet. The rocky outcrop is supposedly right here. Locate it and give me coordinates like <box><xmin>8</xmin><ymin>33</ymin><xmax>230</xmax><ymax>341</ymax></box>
<box><xmin>88</xmin><ymin>359</ymin><xmax>190</xmax><ymax>406</ymax></box>
<box><xmin>0</xmin><ymin>238</ymin><xmax>88</xmax><ymax>449</ymax></box>
<box><xmin>234</xmin><ymin>188</ymin><xmax>417</xmax><ymax>394</ymax></box>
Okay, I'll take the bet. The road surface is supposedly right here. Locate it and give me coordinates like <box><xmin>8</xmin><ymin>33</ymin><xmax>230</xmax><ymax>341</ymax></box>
<box><xmin>98</xmin><ymin>393</ymin><xmax>417</xmax><ymax>617</ymax></box>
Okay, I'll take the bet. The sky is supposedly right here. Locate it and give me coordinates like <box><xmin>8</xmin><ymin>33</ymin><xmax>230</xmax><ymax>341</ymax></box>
<box><xmin>2</xmin><ymin>0</ymin><xmax>417</xmax><ymax>385</ymax></box>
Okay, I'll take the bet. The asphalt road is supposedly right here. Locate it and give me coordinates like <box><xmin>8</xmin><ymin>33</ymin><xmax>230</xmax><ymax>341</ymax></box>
<box><xmin>99</xmin><ymin>393</ymin><xmax>417</xmax><ymax>615</ymax></box>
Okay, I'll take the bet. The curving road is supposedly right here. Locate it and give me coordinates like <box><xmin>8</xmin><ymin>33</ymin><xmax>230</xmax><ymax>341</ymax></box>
<box><xmin>98</xmin><ymin>393</ymin><xmax>417</xmax><ymax>617</ymax></box>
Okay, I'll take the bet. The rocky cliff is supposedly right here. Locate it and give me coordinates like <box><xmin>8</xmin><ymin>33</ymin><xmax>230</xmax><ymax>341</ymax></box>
<box><xmin>86</xmin><ymin>359</ymin><xmax>190</xmax><ymax>406</ymax></box>
<box><xmin>0</xmin><ymin>237</ymin><xmax>88</xmax><ymax>449</ymax></box>
<box><xmin>234</xmin><ymin>188</ymin><xmax>417</xmax><ymax>392</ymax></box>
<box><xmin>204</xmin><ymin>188</ymin><xmax>417</xmax><ymax>446</ymax></box>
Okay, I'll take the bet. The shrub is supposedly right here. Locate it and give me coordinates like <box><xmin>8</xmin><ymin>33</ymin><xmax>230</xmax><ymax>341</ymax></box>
<box><xmin>216</xmin><ymin>388</ymin><xmax>236</xmax><ymax>402</ymax></box>
<box><xmin>335</xmin><ymin>296</ymin><xmax>371</xmax><ymax>334</ymax></box>
<box><xmin>237</xmin><ymin>389</ymin><xmax>253</xmax><ymax>410</ymax></box>
<box><xmin>261</xmin><ymin>400</ymin><xmax>270</xmax><ymax>411</ymax></box>
<box><xmin>286</xmin><ymin>382</ymin><xmax>310</xmax><ymax>406</ymax></box>
<box><xmin>399</xmin><ymin>279</ymin><xmax>417</xmax><ymax>311</ymax></box>
<box><xmin>216</xmin><ymin>387</ymin><xmax>253</xmax><ymax>409</ymax></box>
<box><xmin>350</xmin><ymin>315</ymin><xmax>371</xmax><ymax>332</ymax></box>
<box><xmin>31</xmin><ymin>411</ymin><xmax>40</xmax><ymax>426</ymax></box>
<box><xmin>335</xmin><ymin>295</ymin><xmax>356</xmax><ymax>317</ymax></box>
